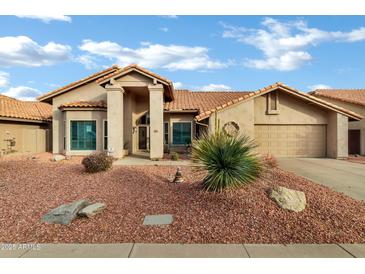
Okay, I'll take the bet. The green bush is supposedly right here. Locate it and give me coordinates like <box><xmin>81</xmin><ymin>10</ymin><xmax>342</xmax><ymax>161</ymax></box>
<box><xmin>82</xmin><ymin>152</ymin><xmax>114</xmax><ymax>173</ymax></box>
<box><xmin>171</xmin><ymin>152</ymin><xmax>179</xmax><ymax>161</ymax></box>
<box><xmin>192</xmin><ymin>131</ymin><xmax>262</xmax><ymax>192</ymax></box>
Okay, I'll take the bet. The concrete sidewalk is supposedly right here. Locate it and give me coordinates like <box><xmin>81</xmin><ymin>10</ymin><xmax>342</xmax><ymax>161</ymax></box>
<box><xmin>1</xmin><ymin>243</ymin><xmax>365</xmax><ymax>258</ymax></box>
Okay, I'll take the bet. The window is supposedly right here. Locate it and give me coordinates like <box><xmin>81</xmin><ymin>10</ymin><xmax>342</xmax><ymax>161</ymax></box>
<box><xmin>63</xmin><ymin>120</ymin><xmax>66</xmax><ymax>150</ymax></box>
<box><xmin>70</xmin><ymin>121</ymin><xmax>96</xmax><ymax>150</ymax></box>
<box><xmin>172</xmin><ymin>122</ymin><xmax>191</xmax><ymax>145</ymax></box>
<box><xmin>267</xmin><ymin>91</ymin><xmax>279</xmax><ymax>114</ymax></box>
<box><xmin>137</xmin><ymin>113</ymin><xmax>150</xmax><ymax>125</ymax></box>
<box><xmin>103</xmin><ymin>120</ymin><xmax>108</xmax><ymax>150</ymax></box>
<box><xmin>164</xmin><ymin>122</ymin><xmax>169</xmax><ymax>144</ymax></box>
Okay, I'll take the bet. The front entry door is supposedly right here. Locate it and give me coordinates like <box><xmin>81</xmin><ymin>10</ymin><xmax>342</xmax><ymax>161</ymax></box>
<box><xmin>349</xmin><ymin>130</ymin><xmax>361</xmax><ymax>155</ymax></box>
<box><xmin>138</xmin><ymin>126</ymin><xmax>148</xmax><ymax>150</ymax></box>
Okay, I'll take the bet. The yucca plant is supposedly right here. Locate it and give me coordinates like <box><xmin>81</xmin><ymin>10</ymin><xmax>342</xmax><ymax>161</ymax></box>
<box><xmin>192</xmin><ymin>129</ymin><xmax>262</xmax><ymax>192</ymax></box>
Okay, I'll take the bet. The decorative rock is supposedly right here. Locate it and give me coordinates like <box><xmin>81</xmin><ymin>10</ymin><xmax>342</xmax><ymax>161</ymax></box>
<box><xmin>268</xmin><ymin>186</ymin><xmax>306</xmax><ymax>212</ymax></box>
<box><xmin>78</xmin><ymin>202</ymin><xmax>106</xmax><ymax>217</ymax></box>
<box><xmin>143</xmin><ymin>214</ymin><xmax>173</xmax><ymax>225</ymax></box>
<box><xmin>53</xmin><ymin>155</ymin><xmax>66</xmax><ymax>162</ymax></box>
<box><xmin>172</xmin><ymin>167</ymin><xmax>184</xmax><ymax>183</ymax></box>
<box><xmin>42</xmin><ymin>199</ymin><xmax>90</xmax><ymax>225</ymax></box>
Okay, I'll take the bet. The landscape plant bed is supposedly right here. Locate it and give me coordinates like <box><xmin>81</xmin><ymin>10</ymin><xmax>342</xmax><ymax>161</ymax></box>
<box><xmin>0</xmin><ymin>159</ymin><xmax>365</xmax><ymax>244</ymax></box>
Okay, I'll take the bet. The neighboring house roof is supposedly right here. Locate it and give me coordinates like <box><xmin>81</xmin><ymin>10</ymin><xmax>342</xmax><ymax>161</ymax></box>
<box><xmin>0</xmin><ymin>94</ymin><xmax>52</xmax><ymax>122</ymax></box>
<box><xmin>59</xmin><ymin>100</ymin><xmax>107</xmax><ymax>110</ymax></box>
<box><xmin>164</xmin><ymin>90</ymin><xmax>253</xmax><ymax>114</ymax></box>
<box><xmin>193</xmin><ymin>83</ymin><xmax>363</xmax><ymax>121</ymax></box>
<box><xmin>310</xmin><ymin>89</ymin><xmax>365</xmax><ymax>107</ymax></box>
<box><xmin>37</xmin><ymin>65</ymin><xmax>120</xmax><ymax>102</ymax></box>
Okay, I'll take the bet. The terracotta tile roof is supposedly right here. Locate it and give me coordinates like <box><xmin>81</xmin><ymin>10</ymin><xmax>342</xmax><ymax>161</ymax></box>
<box><xmin>37</xmin><ymin>65</ymin><xmax>120</xmax><ymax>102</ymax></box>
<box><xmin>96</xmin><ymin>64</ymin><xmax>173</xmax><ymax>85</ymax></box>
<box><xmin>96</xmin><ymin>64</ymin><xmax>175</xmax><ymax>101</ymax></box>
<box><xmin>0</xmin><ymin>94</ymin><xmax>52</xmax><ymax>121</ymax></box>
<box><xmin>59</xmin><ymin>100</ymin><xmax>107</xmax><ymax>109</ymax></box>
<box><xmin>186</xmin><ymin>82</ymin><xmax>363</xmax><ymax>121</ymax></box>
<box><xmin>311</xmin><ymin>89</ymin><xmax>365</xmax><ymax>107</ymax></box>
<box><xmin>164</xmin><ymin>89</ymin><xmax>254</xmax><ymax>118</ymax></box>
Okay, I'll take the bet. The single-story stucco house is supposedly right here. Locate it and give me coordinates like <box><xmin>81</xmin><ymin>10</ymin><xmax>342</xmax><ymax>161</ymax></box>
<box><xmin>34</xmin><ymin>64</ymin><xmax>362</xmax><ymax>160</ymax></box>
<box><xmin>0</xmin><ymin>94</ymin><xmax>52</xmax><ymax>155</ymax></box>
<box><xmin>311</xmin><ymin>89</ymin><xmax>365</xmax><ymax>155</ymax></box>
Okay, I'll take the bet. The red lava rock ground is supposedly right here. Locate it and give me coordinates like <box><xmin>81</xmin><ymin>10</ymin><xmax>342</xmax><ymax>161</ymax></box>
<box><xmin>1</xmin><ymin>155</ymin><xmax>365</xmax><ymax>244</ymax></box>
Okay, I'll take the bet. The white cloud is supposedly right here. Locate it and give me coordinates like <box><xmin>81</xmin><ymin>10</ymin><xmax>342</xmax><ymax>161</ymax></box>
<box><xmin>78</xmin><ymin>39</ymin><xmax>229</xmax><ymax>71</ymax></box>
<box><xmin>75</xmin><ymin>55</ymin><xmax>100</xmax><ymax>70</ymax></box>
<box><xmin>173</xmin><ymin>82</ymin><xmax>183</xmax><ymax>89</ymax></box>
<box><xmin>160</xmin><ymin>27</ymin><xmax>169</xmax><ymax>32</ymax></box>
<box><xmin>2</xmin><ymin>86</ymin><xmax>41</xmax><ymax>101</ymax></box>
<box><xmin>245</xmin><ymin>51</ymin><xmax>312</xmax><ymax>71</ymax></box>
<box><xmin>16</xmin><ymin>15</ymin><xmax>72</xmax><ymax>23</ymax></box>
<box><xmin>159</xmin><ymin>15</ymin><xmax>178</xmax><ymax>19</ymax></box>
<box><xmin>0</xmin><ymin>71</ymin><xmax>9</xmax><ymax>87</ymax></box>
<box><xmin>308</xmin><ymin>84</ymin><xmax>332</xmax><ymax>91</ymax></box>
<box><xmin>221</xmin><ymin>17</ymin><xmax>365</xmax><ymax>71</ymax></box>
<box><xmin>0</xmin><ymin>36</ymin><xmax>72</xmax><ymax>67</ymax></box>
<box><xmin>197</xmin><ymin>84</ymin><xmax>232</xmax><ymax>91</ymax></box>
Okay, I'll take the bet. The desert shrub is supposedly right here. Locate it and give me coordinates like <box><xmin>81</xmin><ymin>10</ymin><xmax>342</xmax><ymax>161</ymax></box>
<box><xmin>82</xmin><ymin>152</ymin><xmax>113</xmax><ymax>173</ymax></box>
<box><xmin>192</xmin><ymin>131</ymin><xmax>262</xmax><ymax>192</ymax></box>
<box><xmin>262</xmin><ymin>154</ymin><xmax>278</xmax><ymax>169</ymax></box>
<box><xmin>171</xmin><ymin>152</ymin><xmax>179</xmax><ymax>161</ymax></box>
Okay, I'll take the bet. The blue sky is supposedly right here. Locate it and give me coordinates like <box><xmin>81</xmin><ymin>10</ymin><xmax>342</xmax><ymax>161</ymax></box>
<box><xmin>0</xmin><ymin>15</ymin><xmax>365</xmax><ymax>100</ymax></box>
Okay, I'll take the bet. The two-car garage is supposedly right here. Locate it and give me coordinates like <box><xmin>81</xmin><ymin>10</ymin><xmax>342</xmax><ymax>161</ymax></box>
<box><xmin>254</xmin><ymin>124</ymin><xmax>327</xmax><ymax>157</ymax></box>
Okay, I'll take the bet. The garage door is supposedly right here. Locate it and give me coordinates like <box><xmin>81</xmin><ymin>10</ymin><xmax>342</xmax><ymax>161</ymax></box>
<box><xmin>254</xmin><ymin>125</ymin><xmax>326</xmax><ymax>157</ymax></box>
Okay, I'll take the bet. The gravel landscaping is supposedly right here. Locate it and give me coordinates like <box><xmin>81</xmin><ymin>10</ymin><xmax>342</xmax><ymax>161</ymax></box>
<box><xmin>1</xmin><ymin>156</ymin><xmax>365</xmax><ymax>244</ymax></box>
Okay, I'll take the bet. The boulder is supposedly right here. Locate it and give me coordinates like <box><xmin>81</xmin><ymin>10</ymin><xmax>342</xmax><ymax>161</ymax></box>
<box><xmin>268</xmin><ymin>186</ymin><xmax>306</xmax><ymax>212</ymax></box>
<box><xmin>42</xmin><ymin>199</ymin><xmax>90</xmax><ymax>225</ymax></box>
<box><xmin>78</xmin><ymin>203</ymin><xmax>106</xmax><ymax>217</ymax></box>
<box><xmin>53</xmin><ymin>155</ymin><xmax>66</xmax><ymax>162</ymax></box>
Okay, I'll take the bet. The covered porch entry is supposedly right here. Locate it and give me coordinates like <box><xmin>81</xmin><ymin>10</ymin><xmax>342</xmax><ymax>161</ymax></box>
<box><xmin>99</xmin><ymin>65</ymin><xmax>174</xmax><ymax>159</ymax></box>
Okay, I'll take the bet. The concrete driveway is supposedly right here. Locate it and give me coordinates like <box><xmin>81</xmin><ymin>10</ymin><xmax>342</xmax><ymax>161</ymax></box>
<box><xmin>278</xmin><ymin>158</ymin><xmax>365</xmax><ymax>201</ymax></box>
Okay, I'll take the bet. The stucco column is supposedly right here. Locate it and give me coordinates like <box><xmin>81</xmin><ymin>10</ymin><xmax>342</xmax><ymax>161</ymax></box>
<box><xmin>148</xmin><ymin>84</ymin><xmax>164</xmax><ymax>159</ymax></box>
<box><xmin>327</xmin><ymin>112</ymin><xmax>348</xmax><ymax>159</ymax></box>
<box><xmin>106</xmin><ymin>82</ymin><xmax>125</xmax><ymax>158</ymax></box>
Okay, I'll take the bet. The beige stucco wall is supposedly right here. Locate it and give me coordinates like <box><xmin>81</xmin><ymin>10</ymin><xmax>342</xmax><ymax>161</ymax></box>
<box><xmin>327</xmin><ymin>112</ymin><xmax>349</xmax><ymax>158</ymax></box>
<box><xmin>107</xmin><ymin>88</ymin><xmax>124</xmax><ymax>158</ymax></box>
<box><xmin>254</xmin><ymin>92</ymin><xmax>328</xmax><ymax>124</ymax></box>
<box><xmin>209</xmin><ymin>99</ymin><xmax>255</xmax><ymax>139</ymax></box>
<box><xmin>63</xmin><ymin>110</ymin><xmax>107</xmax><ymax>156</ymax></box>
<box><xmin>52</xmin><ymin>82</ymin><xmax>107</xmax><ymax>154</ymax></box>
<box><xmin>115</xmin><ymin>71</ymin><xmax>154</xmax><ymax>87</ymax></box>
<box><xmin>0</xmin><ymin>120</ymin><xmax>51</xmax><ymax>154</ymax></box>
<box><xmin>205</xmin><ymin>90</ymin><xmax>349</xmax><ymax>158</ymax></box>
<box><xmin>313</xmin><ymin>96</ymin><xmax>365</xmax><ymax>155</ymax></box>
<box><xmin>149</xmin><ymin>85</ymin><xmax>164</xmax><ymax>159</ymax></box>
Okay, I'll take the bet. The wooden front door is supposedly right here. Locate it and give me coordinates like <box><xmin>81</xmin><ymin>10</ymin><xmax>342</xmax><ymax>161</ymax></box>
<box><xmin>348</xmin><ymin>130</ymin><xmax>361</xmax><ymax>155</ymax></box>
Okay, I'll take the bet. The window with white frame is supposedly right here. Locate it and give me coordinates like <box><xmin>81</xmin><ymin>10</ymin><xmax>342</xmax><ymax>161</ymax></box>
<box><xmin>103</xmin><ymin>120</ymin><xmax>108</xmax><ymax>150</ymax></box>
<box><xmin>70</xmin><ymin>120</ymin><xmax>96</xmax><ymax>150</ymax></box>
<box><xmin>172</xmin><ymin>122</ymin><xmax>192</xmax><ymax>145</ymax></box>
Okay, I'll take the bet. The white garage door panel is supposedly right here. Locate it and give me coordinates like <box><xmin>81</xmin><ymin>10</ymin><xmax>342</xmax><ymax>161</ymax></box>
<box><xmin>254</xmin><ymin>125</ymin><xmax>326</xmax><ymax>157</ymax></box>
